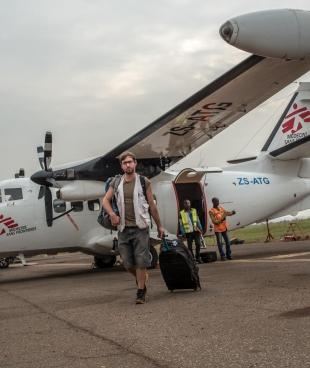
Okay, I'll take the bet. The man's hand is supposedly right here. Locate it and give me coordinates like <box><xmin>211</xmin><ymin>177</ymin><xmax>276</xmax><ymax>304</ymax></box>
<box><xmin>157</xmin><ymin>226</ymin><xmax>165</xmax><ymax>239</ymax></box>
<box><xmin>110</xmin><ymin>213</ymin><xmax>120</xmax><ymax>226</ymax></box>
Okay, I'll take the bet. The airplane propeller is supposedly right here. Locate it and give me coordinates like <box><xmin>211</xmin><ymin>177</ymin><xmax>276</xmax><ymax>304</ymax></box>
<box><xmin>36</xmin><ymin>131</ymin><xmax>54</xmax><ymax>227</ymax></box>
<box><xmin>33</xmin><ymin>131</ymin><xmax>76</xmax><ymax>228</ymax></box>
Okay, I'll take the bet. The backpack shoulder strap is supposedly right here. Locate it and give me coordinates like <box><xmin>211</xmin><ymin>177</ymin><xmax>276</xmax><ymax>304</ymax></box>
<box><xmin>139</xmin><ymin>175</ymin><xmax>147</xmax><ymax>202</ymax></box>
<box><xmin>112</xmin><ymin>174</ymin><xmax>122</xmax><ymax>193</ymax></box>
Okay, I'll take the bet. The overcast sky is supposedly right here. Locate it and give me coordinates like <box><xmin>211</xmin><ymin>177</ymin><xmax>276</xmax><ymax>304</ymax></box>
<box><xmin>1</xmin><ymin>0</ymin><xmax>310</xmax><ymax>180</ymax></box>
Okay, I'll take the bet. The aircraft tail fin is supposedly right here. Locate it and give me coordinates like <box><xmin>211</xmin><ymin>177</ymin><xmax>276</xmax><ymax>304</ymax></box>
<box><xmin>262</xmin><ymin>82</ymin><xmax>310</xmax><ymax>160</ymax></box>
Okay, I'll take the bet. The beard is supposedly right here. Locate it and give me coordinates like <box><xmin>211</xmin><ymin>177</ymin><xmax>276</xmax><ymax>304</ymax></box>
<box><xmin>124</xmin><ymin>167</ymin><xmax>135</xmax><ymax>174</ymax></box>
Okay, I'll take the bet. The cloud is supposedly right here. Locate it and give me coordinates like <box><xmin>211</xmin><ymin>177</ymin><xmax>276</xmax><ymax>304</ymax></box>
<box><xmin>0</xmin><ymin>0</ymin><xmax>310</xmax><ymax>179</ymax></box>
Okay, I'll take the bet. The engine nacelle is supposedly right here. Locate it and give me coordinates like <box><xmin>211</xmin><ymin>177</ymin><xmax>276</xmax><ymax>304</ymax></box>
<box><xmin>59</xmin><ymin>180</ymin><xmax>105</xmax><ymax>201</ymax></box>
<box><xmin>220</xmin><ymin>9</ymin><xmax>310</xmax><ymax>60</ymax></box>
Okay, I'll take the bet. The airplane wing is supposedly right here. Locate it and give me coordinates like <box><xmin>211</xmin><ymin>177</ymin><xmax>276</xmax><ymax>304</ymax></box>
<box><xmin>105</xmin><ymin>56</ymin><xmax>310</xmax><ymax>163</ymax></box>
<box><xmin>35</xmin><ymin>55</ymin><xmax>310</xmax><ymax>182</ymax></box>
<box><xmin>86</xmin><ymin>56</ymin><xmax>310</xmax><ymax>176</ymax></box>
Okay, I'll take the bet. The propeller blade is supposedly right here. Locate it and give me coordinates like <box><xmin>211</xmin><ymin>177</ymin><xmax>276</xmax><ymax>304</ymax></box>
<box><xmin>37</xmin><ymin>146</ymin><xmax>45</xmax><ymax>170</ymax></box>
<box><xmin>44</xmin><ymin>186</ymin><xmax>53</xmax><ymax>227</ymax></box>
<box><xmin>44</xmin><ymin>131</ymin><xmax>52</xmax><ymax>170</ymax></box>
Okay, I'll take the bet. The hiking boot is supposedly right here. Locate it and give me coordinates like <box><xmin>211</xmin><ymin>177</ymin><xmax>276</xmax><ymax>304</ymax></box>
<box><xmin>136</xmin><ymin>288</ymin><xmax>146</xmax><ymax>304</ymax></box>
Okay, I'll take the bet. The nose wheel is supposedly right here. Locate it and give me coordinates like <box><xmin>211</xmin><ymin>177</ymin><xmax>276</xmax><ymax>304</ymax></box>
<box><xmin>94</xmin><ymin>255</ymin><xmax>116</xmax><ymax>269</ymax></box>
<box><xmin>0</xmin><ymin>258</ymin><xmax>10</xmax><ymax>269</ymax></box>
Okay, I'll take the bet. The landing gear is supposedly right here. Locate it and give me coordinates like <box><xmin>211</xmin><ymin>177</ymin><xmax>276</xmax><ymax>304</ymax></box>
<box><xmin>0</xmin><ymin>258</ymin><xmax>10</xmax><ymax>269</ymax></box>
<box><xmin>94</xmin><ymin>255</ymin><xmax>116</xmax><ymax>269</ymax></box>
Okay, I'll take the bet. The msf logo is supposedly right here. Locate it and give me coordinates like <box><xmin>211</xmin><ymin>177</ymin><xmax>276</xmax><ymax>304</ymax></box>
<box><xmin>0</xmin><ymin>213</ymin><xmax>18</xmax><ymax>236</ymax></box>
<box><xmin>282</xmin><ymin>103</ymin><xmax>310</xmax><ymax>134</ymax></box>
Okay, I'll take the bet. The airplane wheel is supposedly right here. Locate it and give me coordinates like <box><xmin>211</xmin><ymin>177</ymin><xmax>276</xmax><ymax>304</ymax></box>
<box><xmin>0</xmin><ymin>258</ymin><xmax>10</xmax><ymax>269</ymax></box>
<box><xmin>148</xmin><ymin>246</ymin><xmax>159</xmax><ymax>269</ymax></box>
<box><xmin>94</xmin><ymin>255</ymin><xmax>116</xmax><ymax>269</ymax></box>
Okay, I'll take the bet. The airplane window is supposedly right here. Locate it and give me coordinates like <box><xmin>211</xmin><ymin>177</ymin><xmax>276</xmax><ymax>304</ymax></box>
<box><xmin>53</xmin><ymin>199</ymin><xmax>66</xmax><ymax>213</ymax></box>
<box><xmin>4</xmin><ymin>188</ymin><xmax>23</xmax><ymax>201</ymax></box>
<box><xmin>88</xmin><ymin>199</ymin><xmax>100</xmax><ymax>211</ymax></box>
<box><xmin>71</xmin><ymin>201</ymin><xmax>83</xmax><ymax>212</ymax></box>
<box><xmin>0</xmin><ymin>189</ymin><xmax>2</xmax><ymax>203</ymax></box>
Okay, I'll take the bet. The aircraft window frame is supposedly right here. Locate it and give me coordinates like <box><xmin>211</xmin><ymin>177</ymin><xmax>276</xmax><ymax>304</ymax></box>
<box><xmin>4</xmin><ymin>188</ymin><xmax>23</xmax><ymax>201</ymax></box>
<box><xmin>88</xmin><ymin>199</ymin><xmax>100</xmax><ymax>211</ymax></box>
<box><xmin>71</xmin><ymin>201</ymin><xmax>83</xmax><ymax>212</ymax></box>
<box><xmin>53</xmin><ymin>199</ymin><xmax>66</xmax><ymax>213</ymax></box>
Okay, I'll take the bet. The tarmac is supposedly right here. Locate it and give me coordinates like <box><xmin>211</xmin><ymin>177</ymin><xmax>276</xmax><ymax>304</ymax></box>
<box><xmin>0</xmin><ymin>240</ymin><xmax>310</xmax><ymax>368</ymax></box>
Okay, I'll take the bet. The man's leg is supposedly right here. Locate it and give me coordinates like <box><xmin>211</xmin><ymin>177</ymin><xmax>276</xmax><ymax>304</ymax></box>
<box><xmin>118</xmin><ymin>228</ymin><xmax>135</xmax><ymax>276</ymax></box>
<box><xmin>186</xmin><ymin>233</ymin><xmax>194</xmax><ymax>258</ymax></box>
<box><xmin>133</xmin><ymin>228</ymin><xmax>151</xmax><ymax>304</ymax></box>
<box><xmin>136</xmin><ymin>267</ymin><xmax>147</xmax><ymax>289</ymax></box>
<box><xmin>193</xmin><ymin>231</ymin><xmax>202</xmax><ymax>262</ymax></box>
<box><xmin>222</xmin><ymin>231</ymin><xmax>232</xmax><ymax>259</ymax></box>
<box><xmin>215</xmin><ymin>232</ymin><xmax>225</xmax><ymax>260</ymax></box>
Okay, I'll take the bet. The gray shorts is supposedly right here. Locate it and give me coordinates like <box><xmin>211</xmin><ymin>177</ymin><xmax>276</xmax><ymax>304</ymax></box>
<box><xmin>118</xmin><ymin>227</ymin><xmax>151</xmax><ymax>269</ymax></box>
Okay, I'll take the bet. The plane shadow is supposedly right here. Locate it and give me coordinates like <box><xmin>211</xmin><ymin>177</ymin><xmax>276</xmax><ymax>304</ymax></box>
<box><xmin>0</xmin><ymin>265</ymin><xmax>126</xmax><ymax>285</ymax></box>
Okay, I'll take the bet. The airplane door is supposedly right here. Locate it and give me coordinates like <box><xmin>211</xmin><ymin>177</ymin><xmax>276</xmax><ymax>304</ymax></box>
<box><xmin>174</xmin><ymin>169</ymin><xmax>208</xmax><ymax>234</ymax></box>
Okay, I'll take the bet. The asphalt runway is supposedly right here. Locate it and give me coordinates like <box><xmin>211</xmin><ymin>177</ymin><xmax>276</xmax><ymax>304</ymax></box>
<box><xmin>0</xmin><ymin>241</ymin><xmax>310</xmax><ymax>368</ymax></box>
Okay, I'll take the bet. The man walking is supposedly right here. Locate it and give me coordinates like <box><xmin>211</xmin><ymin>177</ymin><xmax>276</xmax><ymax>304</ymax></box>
<box><xmin>179</xmin><ymin>199</ymin><xmax>203</xmax><ymax>263</ymax></box>
<box><xmin>102</xmin><ymin>151</ymin><xmax>164</xmax><ymax>304</ymax></box>
<box><xmin>209</xmin><ymin>197</ymin><xmax>236</xmax><ymax>260</ymax></box>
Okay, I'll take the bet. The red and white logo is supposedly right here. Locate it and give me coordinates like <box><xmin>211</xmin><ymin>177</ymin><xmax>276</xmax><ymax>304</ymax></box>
<box><xmin>282</xmin><ymin>103</ymin><xmax>310</xmax><ymax>134</ymax></box>
<box><xmin>0</xmin><ymin>213</ymin><xmax>18</xmax><ymax>236</ymax></box>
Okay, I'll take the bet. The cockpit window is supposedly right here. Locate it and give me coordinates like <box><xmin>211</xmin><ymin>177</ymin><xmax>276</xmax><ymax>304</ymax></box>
<box><xmin>4</xmin><ymin>188</ymin><xmax>23</xmax><ymax>201</ymax></box>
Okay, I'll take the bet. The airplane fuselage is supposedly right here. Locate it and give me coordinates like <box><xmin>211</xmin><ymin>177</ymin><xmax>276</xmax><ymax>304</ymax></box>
<box><xmin>1</xmin><ymin>155</ymin><xmax>309</xmax><ymax>259</ymax></box>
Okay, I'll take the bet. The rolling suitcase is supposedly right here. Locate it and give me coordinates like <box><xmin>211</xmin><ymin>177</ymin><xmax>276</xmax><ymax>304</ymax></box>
<box><xmin>159</xmin><ymin>238</ymin><xmax>201</xmax><ymax>291</ymax></box>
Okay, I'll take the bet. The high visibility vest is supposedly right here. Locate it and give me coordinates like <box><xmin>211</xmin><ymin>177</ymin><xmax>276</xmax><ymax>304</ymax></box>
<box><xmin>180</xmin><ymin>208</ymin><xmax>198</xmax><ymax>233</ymax></box>
<box><xmin>209</xmin><ymin>207</ymin><xmax>228</xmax><ymax>232</ymax></box>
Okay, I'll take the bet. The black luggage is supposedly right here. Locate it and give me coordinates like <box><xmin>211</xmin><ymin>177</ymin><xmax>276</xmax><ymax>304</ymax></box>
<box><xmin>200</xmin><ymin>250</ymin><xmax>217</xmax><ymax>263</ymax></box>
<box><xmin>159</xmin><ymin>238</ymin><xmax>201</xmax><ymax>291</ymax></box>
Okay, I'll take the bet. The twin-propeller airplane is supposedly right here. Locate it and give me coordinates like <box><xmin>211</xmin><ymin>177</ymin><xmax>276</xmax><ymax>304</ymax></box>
<box><xmin>1</xmin><ymin>9</ymin><xmax>310</xmax><ymax>268</ymax></box>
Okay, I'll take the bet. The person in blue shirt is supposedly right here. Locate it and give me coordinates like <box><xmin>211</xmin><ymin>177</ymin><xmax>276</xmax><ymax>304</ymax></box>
<box><xmin>179</xmin><ymin>199</ymin><xmax>203</xmax><ymax>263</ymax></box>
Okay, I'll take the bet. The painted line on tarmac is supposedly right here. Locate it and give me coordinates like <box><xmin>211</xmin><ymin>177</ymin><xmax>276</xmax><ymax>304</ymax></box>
<box><xmin>231</xmin><ymin>258</ymin><xmax>310</xmax><ymax>263</ymax></box>
<box><xmin>33</xmin><ymin>263</ymin><xmax>92</xmax><ymax>267</ymax></box>
<box><xmin>266</xmin><ymin>251</ymin><xmax>310</xmax><ymax>259</ymax></box>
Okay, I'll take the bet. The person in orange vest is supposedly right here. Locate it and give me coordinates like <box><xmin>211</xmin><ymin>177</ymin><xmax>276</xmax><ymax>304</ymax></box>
<box><xmin>209</xmin><ymin>197</ymin><xmax>236</xmax><ymax>260</ymax></box>
<box><xmin>179</xmin><ymin>199</ymin><xmax>203</xmax><ymax>263</ymax></box>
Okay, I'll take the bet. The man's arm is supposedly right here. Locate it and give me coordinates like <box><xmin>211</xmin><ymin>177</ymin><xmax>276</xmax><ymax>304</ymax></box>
<box><xmin>179</xmin><ymin>216</ymin><xmax>185</xmax><ymax>236</ymax></box>
<box><xmin>146</xmin><ymin>185</ymin><xmax>165</xmax><ymax>238</ymax></box>
<box><xmin>196</xmin><ymin>215</ymin><xmax>203</xmax><ymax>232</ymax></box>
<box><xmin>224</xmin><ymin>209</ymin><xmax>236</xmax><ymax>217</ymax></box>
<box><xmin>102</xmin><ymin>186</ymin><xmax>120</xmax><ymax>226</ymax></box>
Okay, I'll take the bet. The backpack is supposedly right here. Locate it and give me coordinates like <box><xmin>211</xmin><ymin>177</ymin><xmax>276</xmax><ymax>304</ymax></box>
<box><xmin>97</xmin><ymin>175</ymin><xmax>148</xmax><ymax>231</ymax></box>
